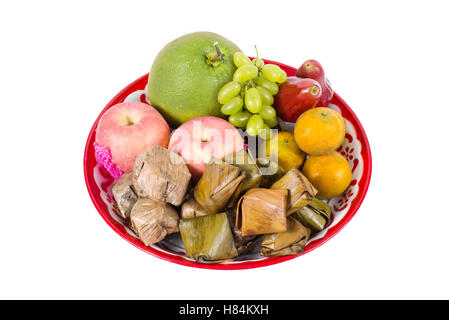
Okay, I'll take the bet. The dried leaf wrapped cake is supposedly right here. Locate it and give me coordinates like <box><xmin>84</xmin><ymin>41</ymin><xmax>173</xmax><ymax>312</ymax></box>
<box><xmin>271</xmin><ymin>168</ymin><xmax>317</xmax><ymax>215</ymax></box>
<box><xmin>295</xmin><ymin>197</ymin><xmax>332</xmax><ymax>231</ymax></box>
<box><xmin>112</xmin><ymin>172</ymin><xmax>138</xmax><ymax>219</ymax></box>
<box><xmin>216</xmin><ymin>149</ymin><xmax>262</xmax><ymax>193</ymax></box>
<box><xmin>179</xmin><ymin>212</ymin><xmax>237</xmax><ymax>263</ymax></box>
<box><xmin>130</xmin><ymin>198</ymin><xmax>179</xmax><ymax>246</ymax></box>
<box><xmin>180</xmin><ymin>196</ymin><xmax>209</xmax><ymax>219</ymax></box>
<box><xmin>261</xmin><ymin>217</ymin><xmax>311</xmax><ymax>257</ymax></box>
<box><xmin>226</xmin><ymin>210</ymin><xmax>261</xmax><ymax>256</ymax></box>
<box><xmin>132</xmin><ymin>145</ymin><xmax>191</xmax><ymax>206</ymax></box>
<box><xmin>194</xmin><ymin>162</ymin><xmax>245</xmax><ymax>214</ymax></box>
<box><xmin>236</xmin><ymin>188</ymin><xmax>288</xmax><ymax>237</ymax></box>
<box><xmin>209</xmin><ymin>149</ymin><xmax>262</xmax><ymax>207</ymax></box>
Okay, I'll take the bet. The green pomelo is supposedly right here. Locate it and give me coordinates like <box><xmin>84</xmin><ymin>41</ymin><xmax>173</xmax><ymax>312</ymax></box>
<box><xmin>147</xmin><ymin>32</ymin><xmax>241</xmax><ymax>126</ymax></box>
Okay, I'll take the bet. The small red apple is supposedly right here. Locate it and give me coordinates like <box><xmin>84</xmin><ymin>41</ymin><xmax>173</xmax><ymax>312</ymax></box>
<box><xmin>296</xmin><ymin>59</ymin><xmax>333</xmax><ymax>106</ymax></box>
<box><xmin>168</xmin><ymin>116</ymin><xmax>244</xmax><ymax>180</ymax></box>
<box><xmin>273</xmin><ymin>77</ymin><xmax>322</xmax><ymax>123</ymax></box>
<box><xmin>95</xmin><ymin>102</ymin><xmax>171</xmax><ymax>173</ymax></box>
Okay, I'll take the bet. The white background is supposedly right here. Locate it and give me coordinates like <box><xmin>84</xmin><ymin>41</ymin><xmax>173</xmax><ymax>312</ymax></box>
<box><xmin>1</xmin><ymin>0</ymin><xmax>448</xmax><ymax>299</ymax></box>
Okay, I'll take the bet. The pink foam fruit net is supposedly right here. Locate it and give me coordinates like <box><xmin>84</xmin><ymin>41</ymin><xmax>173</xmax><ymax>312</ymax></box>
<box><xmin>94</xmin><ymin>142</ymin><xmax>124</xmax><ymax>181</ymax></box>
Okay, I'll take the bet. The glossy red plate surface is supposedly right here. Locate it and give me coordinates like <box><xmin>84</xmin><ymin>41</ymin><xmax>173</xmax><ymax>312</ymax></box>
<box><xmin>84</xmin><ymin>59</ymin><xmax>372</xmax><ymax>269</ymax></box>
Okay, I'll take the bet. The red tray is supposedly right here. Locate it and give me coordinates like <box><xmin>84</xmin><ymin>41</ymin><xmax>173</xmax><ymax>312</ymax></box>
<box><xmin>84</xmin><ymin>59</ymin><xmax>372</xmax><ymax>270</ymax></box>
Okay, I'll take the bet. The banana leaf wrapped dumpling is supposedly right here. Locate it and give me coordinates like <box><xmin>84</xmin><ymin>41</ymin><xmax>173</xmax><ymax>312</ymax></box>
<box><xmin>180</xmin><ymin>196</ymin><xmax>209</xmax><ymax>219</ymax></box>
<box><xmin>112</xmin><ymin>172</ymin><xmax>137</xmax><ymax>219</ymax></box>
<box><xmin>132</xmin><ymin>146</ymin><xmax>191</xmax><ymax>206</ymax></box>
<box><xmin>130</xmin><ymin>198</ymin><xmax>179</xmax><ymax>246</ymax></box>
<box><xmin>261</xmin><ymin>217</ymin><xmax>311</xmax><ymax>257</ymax></box>
<box><xmin>226</xmin><ymin>210</ymin><xmax>261</xmax><ymax>255</ymax></box>
<box><xmin>219</xmin><ymin>149</ymin><xmax>262</xmax><ymax>194</ymax></box>
<box><xmin>236</xmin><ymin>188</ymin><xmax>288</xmax><ymax>237</ymax></box>
<box><xmin>179</xmin><ymin>212</ymin><xmax>238</xmax><ymax>263</ymax></box>
<box><xmin>209</xmin><ymin>149</ymin><xmax>262</xmax><ymax>207</ymax></box>
<box><xmin>271</xmin><ymin>168</ymin><xmax>318</xmax><ymax>215</ymax></box>
<box><xmin>194</xmin><ymin>162</ymin><xmax>245</xmax><ymax>214</ymax></box>
<box><xmin>295</xmin><ymin>197</ymin><xmax>332</xmax><ymax>232</ymax></box>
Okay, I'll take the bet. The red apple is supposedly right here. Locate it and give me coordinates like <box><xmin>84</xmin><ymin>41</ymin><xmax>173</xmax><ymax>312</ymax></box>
<box><xmin>273</xmin><ymin>77</ymin><xmax>322</xmax><ymax>122</ymax></box>
<box><xmin>168</xmin><ymin>116</ymin><xmax>244</xmax><ymax>180</ymax></box>
<box><xmin>296</xmin><ymin>59</ymin><xmax>333</xmax><ymax>106</ymax></box>
<box><xmin>95</xmin><ymin>102</ymin><xmax>171</xmax><ymax>173</ymax></box>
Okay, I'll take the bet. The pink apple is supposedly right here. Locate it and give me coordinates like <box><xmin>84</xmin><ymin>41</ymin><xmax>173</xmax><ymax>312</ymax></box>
<box><xmin>168</xmin><ymin>116</ymin><xmax>244</xmax><ymax>180</ymax></box>
<box><xmin>95</xmin><ymin>102</ymin><xmax>171</xmax><ymax>173</ymax></box>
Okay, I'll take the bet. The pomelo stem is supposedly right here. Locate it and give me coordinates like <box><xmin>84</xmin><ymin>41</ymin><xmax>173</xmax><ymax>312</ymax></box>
<box><xmin>212</xmin><ymin>42</ymin><xmax>224</xmax><ymax>61</ymax></box>
<box><xmin>206</xmin><ymin>41</ymin><xmax>225</xmax><ymax>67</ymax></box>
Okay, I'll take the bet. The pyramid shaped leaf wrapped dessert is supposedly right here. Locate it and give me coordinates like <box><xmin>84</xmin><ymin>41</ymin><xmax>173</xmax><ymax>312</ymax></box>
<box><xmin>132</xmin><ymin>146</ymin><xmax>191</xmax><ymax>206</ymax></box>
<box><xmin>112</xmin><ymin>145</ymin><xmax>191</xmax><ymax>245</ymax></box>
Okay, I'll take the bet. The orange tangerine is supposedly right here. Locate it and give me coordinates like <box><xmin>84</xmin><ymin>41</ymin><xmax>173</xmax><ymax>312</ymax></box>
<box><xmin>263</xmin><ymin>131</ymin><xmax>306</xmax><ymax>172</ymax></box>
<box><xmin>294</xmin><ymin>107</ymin><xmax>345</xmax><ymax>155</ymax></box>
<box><xmin>302</xmin><ymin>151</ymin><xmax>352</xmax><ymax>198</ymax></box>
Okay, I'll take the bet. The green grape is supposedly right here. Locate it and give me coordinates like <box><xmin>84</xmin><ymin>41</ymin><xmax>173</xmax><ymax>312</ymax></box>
<box><xmin>258</xmin><ymin>124</ymin><xmax>272</xmax><ymax>140</ymax></box>
<box><xmin>256</xmin><ymin>86</ymin><xmax>274</xmax><ymax>105</ymax></box>
<box><xmin>254</xmin><ymin>76</ymin><xmax>279</xmax><ymax>95</ymax></box>
<box><xmin>253</xmin><ymin>57</ymin><xmax>264</xmax><ymax>69</ymax></box>
<box><xmin>244</xmin><ymin>87</ymin><xmax>262</xmax><ymax>113</ymax></box>
<box><xmin>279</xmin><ymin>70</ymin><xmax>287</xmax><ymax>83</ymax></box>
<box><xmin>229</xmin><ymin>111</ymin><xmax>251</xmax><ymax>128</ymax></box>
<box><xmin>233</xmin><ymin>52</ymin><xmax>252</xmax><ymax>67</ymax></box>
<box><xmin>246</xmin><ymin>114</ymin><xmax>264</xmax><ymax>136</ymax></box>
<box><xmin>221</xmin><ymin>97</ymin><xmax>243</xmax><ymax>115</ymax></box>
<box><xmin>218</xmin><ymin>81</ymin><xmax>241</xmax><ymax>104</ymax></box>
<box><xmin>261</xmin><ymin>64</ymin><xmax>284</xmax><ymax>83</ymax></box>
<box><xmin>264</xmin><ymin>115</ymin><xmax>278</xmax><ymax>128</ymax></box>
<box><xmin>233</xmin><ymin>64</ymin><xmax>259</xmax><ymax>82</ymax></box>
<box><xmin>259</xmin><ymin>105</ymin><xmax>276</xmax><ymax>120</ymax></box>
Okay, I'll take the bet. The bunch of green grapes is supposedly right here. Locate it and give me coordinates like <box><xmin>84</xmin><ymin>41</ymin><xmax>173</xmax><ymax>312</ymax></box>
<box><xmin>218</xmin><ymin>50</ymin><xmax>287</xmax><ymax>139</ymax></box>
